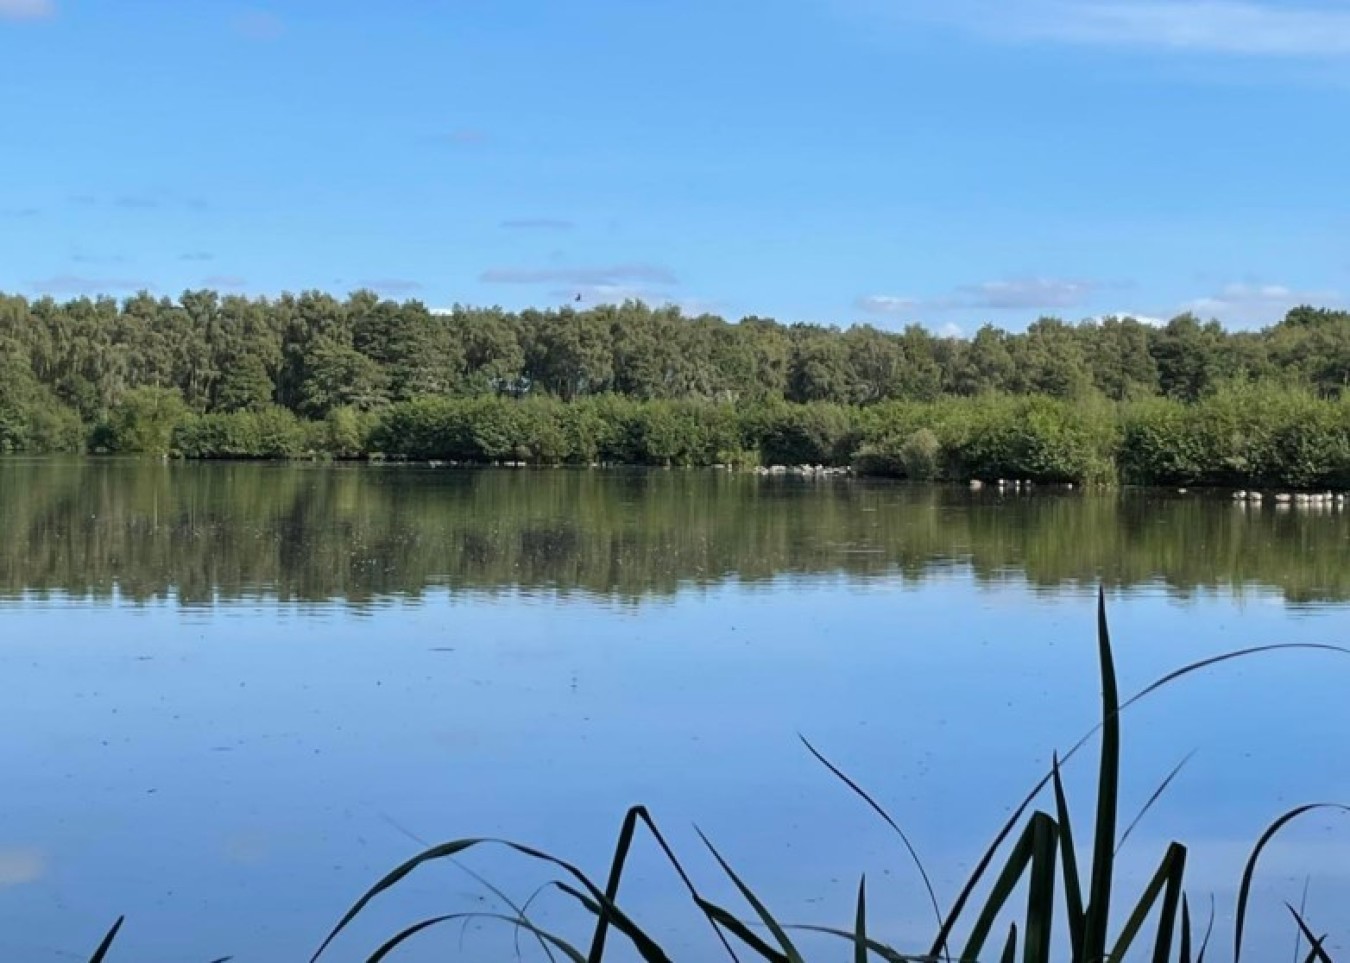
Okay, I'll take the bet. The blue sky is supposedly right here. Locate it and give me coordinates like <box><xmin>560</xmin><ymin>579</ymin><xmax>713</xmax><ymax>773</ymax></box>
<box><xmin>1</xmin><ymin>0</ymin><xmax>1348</xmax><ymax>331</ymax></box>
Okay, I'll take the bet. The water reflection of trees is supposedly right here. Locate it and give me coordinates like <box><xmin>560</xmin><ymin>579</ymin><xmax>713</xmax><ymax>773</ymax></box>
<box><xmin>0</xmin><ymin>459</ymin><xmax>1345</xmax><ymax>607</ymax></box>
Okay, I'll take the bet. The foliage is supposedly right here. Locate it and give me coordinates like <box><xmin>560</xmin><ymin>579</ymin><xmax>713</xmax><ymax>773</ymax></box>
<box><xmin>5</xmin><ymin>290</ymin><xmax>1350</xmax><ymax>487</ymax></box>
<box><xmin>100</xmin><ymin>387</ymin><xmax>189</xmax><ymax>454</ymax></box>
<box><xmin>172</xmin><ymin>406</ymin><xmax>307</xmax><ymax>458</ymax></box>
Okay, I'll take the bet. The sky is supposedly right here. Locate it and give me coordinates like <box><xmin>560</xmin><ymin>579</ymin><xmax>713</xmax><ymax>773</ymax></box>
<box><xmin>1</xmin><ymin>0</ymin><xmax>1348</xmax><ymax>332</ymax></box>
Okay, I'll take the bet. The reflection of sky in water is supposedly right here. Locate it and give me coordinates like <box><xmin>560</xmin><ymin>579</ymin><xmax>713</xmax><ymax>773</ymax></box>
<box><xmin>0</xmin><ymin>575</ymin><xmax>1347</xmax><ymax>961</ymax></box>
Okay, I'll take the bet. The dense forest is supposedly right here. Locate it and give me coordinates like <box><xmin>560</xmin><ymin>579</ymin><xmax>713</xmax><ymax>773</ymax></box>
<box><xmin>3</xmin><ymin>289</ymin><xmax>1350</xmax><ymax>487</ymax></box>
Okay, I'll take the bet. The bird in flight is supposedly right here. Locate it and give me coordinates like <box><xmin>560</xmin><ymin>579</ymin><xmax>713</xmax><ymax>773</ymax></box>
<box><xmin>574</xmin><ymin>293</ymin><xmax>583</xmax><ymax>303</ymax></box>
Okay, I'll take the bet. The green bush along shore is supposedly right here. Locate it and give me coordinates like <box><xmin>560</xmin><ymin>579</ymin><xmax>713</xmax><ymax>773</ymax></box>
<box><xmin>5</xmin><ymin>290</ymin><xmax>1350</xmax><ymax>488</ymax></box>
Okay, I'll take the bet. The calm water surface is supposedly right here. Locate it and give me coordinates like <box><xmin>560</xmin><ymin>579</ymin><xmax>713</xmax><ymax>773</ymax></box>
<box><xmin>1</xmin><ymin>459</ymin><xmax>1347</xmax><ymax>961</ymax></box>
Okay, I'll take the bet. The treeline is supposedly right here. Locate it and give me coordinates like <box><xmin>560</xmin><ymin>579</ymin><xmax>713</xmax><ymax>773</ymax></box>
<box><xmin>3</xmin><ymin>289</ymin><xmax>1350</xmax><ymax>485</ymax></box>
<box><xmin>3</xmin><ymin>460</ymin><xmax>1347</xmax><ymax>605</ymax></box>
<box><xmin>62</xmin><ymin>385</ymin><xmax>1350</xmax><ymax>490</ymax></box>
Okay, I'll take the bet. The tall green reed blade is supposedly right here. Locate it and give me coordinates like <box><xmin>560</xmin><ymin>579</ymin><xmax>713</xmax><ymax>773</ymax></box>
<box><xmin>801</xmin><ymin>736</ymin><xmax>943</xmax><ymax>931</ymax></box>
<box><xmin>782</xmin><ymin>924</ymin><xmax>922</xmax><ymax>962</ymax></box>
<box><xmin>926</xmin><ymin>606</ymin><xmax>1343</xmax><ymax>962</ymax></box>
<box><xmin>957</xmin><ymin>812</ymin><xmax>1048</xmax><ymax>961</ymax></box>
<box><xmin>1082</xmin><ymin>586</ymin><xmax>1120</xmax><ymax>963</ymax></box>
<box><xmin>1291</xmin><ymin>877</ymin><xmax>1312</xmax><ymax>963</ymax></box>
<box><xmin>1105</xmin><ymin>841</ymin><xmax>1186</xmax><ymax>963</ymax></box>
<box><xmin>1195</xmin><ymin>894</ymin><xmax>1214</xmax><ymax>963</ymax></box>
<box><xmin>854</xmin><ymin>876</ymin><xmax>869</xmax><ymax>963</ymax></box>
<box><xmin>378</xmin><ymin>809</ymin><xmax>562</xmax><ymax>963</ymax></box>
<box><xmin>1117</xmin><ymin>751</ymin><xmax>1196</xmax><ymax>855</ymax></box>
<box><xmin>588</xmin><ymin>805</ymin><xmax>642</xmax><ymax>963</ymax></box>
<box><xmin>362</xmin><ymin>912</ymin><xmax>587</xmax><ymax>963</ymax></box>
<box><xmin>606</xmin><ymin>806</ymin><xmax>744</xmax><ymax>962</ymax></box>
<box><xmin>1236</xmin><ymin>804</ymin><xmax>1350</xmax><ymax>963</ymax></box>
<box><xmin>696</xmin><ymin>828</ymin><xmax>805</xmax><ymax>963</ymax></box>
<box><xmin>1179</xmin><ymin>895</ymin><xmax>1192</xmax><ymax>963</ymax></box>
<box><xmin>1050</xmin><ymin>753</ymin><xmax>1085</xmax><ymax>961</ymax></box>
<box><xmin>1022</xmin><ymin>809</ymin><xmax>1058</xmax><ymax>963</ymax></box>
<box><xmin>87</xmin><ymin>916</ymin><xmax>124</xmax><ymax>963</ymax></box>
<box><xmin>310</xmin><ymin>835</ymin><xmax>675</xmax><ymax>963</ymax></box>
<box><xmin>1286</xmin><ymin>905</ymin><xmax>1333</xmax><ymax>963</ymax></box>
<box><xmin>1000</xmin><ymin>923</ymin><xmax>1018</xmax><ymax>963</ymax></box>
<box><xmin>1302</xmin><ymin>937</ymin><xmax>1332</xmax><ymax>963</ymax></box>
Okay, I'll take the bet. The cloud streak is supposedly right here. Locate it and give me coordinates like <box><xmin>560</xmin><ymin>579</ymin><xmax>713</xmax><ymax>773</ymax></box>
<box><xmin>500</xmin><ymin>218</ymin><xmax>575</xmax><ymax>231</ymax></box>
<box><xmin>855</xmin><ymin>295</ymin><xmax>918</xmax><ymax>316</ymax></box>
<box><xmin>355</xmin><ymin>278</ymin><xmax>423</xmax><ymax>294</ymax></box>
<box><xmin>29</xmin><ymin>275</ymin><xmax>151</xmax><ymax>295</ymax></box>
<box><xmin>202</xmin><ymin>275</ymin><xmax>247</xmax><ymax>288</ymax></box>
<box><xmin>953</xmin><ymin>277</ymin><xmax>1101</xmax><ymax>310</ymax></box>
<box><xmin>482</xmin><ymin>263</ymin><xmax>678</xmax><ymax>287</ymax></box>
<box><xmin>1182</xmin><ymin>281</ymin><xmax>1342</xmax><ymax>325</ymax></box>
<box><xmin>233</xmin><ymin>9</ymin><xmax>285</xmax><ymax>41</ymax></box>
<box><xmin>0</xmin><ymin>0</ymin><xmax>54</xmax><ymax>21</ymax></box>
<box><xmin>910</xmin><ymin>0</ymin><xmax>1350</xmax><ymax>58</ymax></box>
<box><xmin>859</xmin><ymin>277</ymin><xmax>1108</xmax><ymax>317</ymax></box>
<box><xmin>0</xmin><ymin>848</ymin><xmax>45</xmax><ymax>888</ymax></box>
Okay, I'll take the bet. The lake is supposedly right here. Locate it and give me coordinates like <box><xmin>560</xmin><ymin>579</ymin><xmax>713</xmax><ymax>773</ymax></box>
<box><xmin>1</xmin><ymin>459</ymin><xmax>1347</xmax><ymax>962</ymax></box>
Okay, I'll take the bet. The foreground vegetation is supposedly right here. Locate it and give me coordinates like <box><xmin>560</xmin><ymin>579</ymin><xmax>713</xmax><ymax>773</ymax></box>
<box><xmin>80</xmin><ymin>593</ymin><xmax>1350</xmax><ymax>961</ymax></box>
<box><xmin>5</xmin><ymin>291</ymin><xmax>1350</xmax><ymax>487</ymax></box>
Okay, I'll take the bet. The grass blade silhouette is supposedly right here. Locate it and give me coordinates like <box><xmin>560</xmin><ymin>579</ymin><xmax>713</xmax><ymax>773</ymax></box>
<box><xmin>999</xmin><ymin>923</ymin><xmax>1017</xmax><ymax>963</ymax></box>
<box><xmin>1286</xmin><ymin>904</ymin><xmax>1333</xmax><ymax>963</ymax></box>
<box><xmin>1104</xmin><ymin>842</ymin><xmax>1186</xmax><ymax>962</ymax></box>
<box><xmin>1082</xmin><ymin>586</ymin><xmax>1120</xmax><ymax>963</ymax></box>
<box><xmin>87</xmin><ymin>917</ymin><xmax>124</xmax><ymax>963</ymax></box>
<box><xmin>697</xmin><ymin>828</ymin><xmax>804</xmax><ymax>963</ymax></box>
<box><xmin>363</xmin><ymin>912</ymin><xmax>587</xmax><ymax>963</ymax></box>
<box><xmin>1117</xmin><ymin>750</ymin><xmax>1196</xmax><ymax>854</ymax></box>
<box><xmin>1050</xmin><ymin>754</ymin><xmax>1085</xmax><ymax>960</ymax></box>
<box><xmin>1022</xmin><ymin>809</ymin><xmax>1057</xmax><ymax>963</ymax></box>
<box><xmin>800</xmin><ymin>735</ymin><xmax>943</xmax><ymax>932</ymax></box>
<box><xmin>854</xmin><ymin>876</ymin><xmax>868</xmax><ymax>963</ymax></box>
<box><xmin>1236</xmin><ymin>804</ymin><xmax>1350</xmax><ymax>963</ymax></box>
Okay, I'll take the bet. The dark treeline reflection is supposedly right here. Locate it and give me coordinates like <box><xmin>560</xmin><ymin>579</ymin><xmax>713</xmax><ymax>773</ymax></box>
<box><xmin>1</xmin><ymin>459</ymin><xmax>1346</xmax><ymax>607</ymax></box>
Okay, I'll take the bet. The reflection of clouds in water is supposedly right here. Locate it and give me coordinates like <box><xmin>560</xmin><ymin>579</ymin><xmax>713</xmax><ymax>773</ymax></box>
<box><xmin>0</xmin><ymin>847</ymin><xmax>46</xmax><ymax>887</ymax></box>
<box><xmin>221</xmin><ymin>832</ymin><xmax>270</xmax><ymax>866</ymax></box>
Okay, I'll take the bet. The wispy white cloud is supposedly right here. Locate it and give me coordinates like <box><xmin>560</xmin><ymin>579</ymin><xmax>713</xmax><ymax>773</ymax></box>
<box><xmin>1091</xmin><ymin>311</ymin><xmax>1167</xmax><ymax>326</ymax></box>
<box><xmin>1181</xmin><ymin>281</ymin><xmax>1342</xmax><ymax>325</ymax></box>
<box><xmin>902</xmin><ymin>0</ymin><xmax>1350</xmax><ymax>58</ymax></box>
<box><xmin>29</xmin><ymin>275</ymin><xmax>151</xmax><ymax>295</ymax></box>
<box><xmin>107</xmin><ymin>191</ymin><xmax>208</xmax><ymax>212</ymax></box>
<box><xmin>233</xmin><ymin>9</ymin><xmax>284</xmax><ymax>42</ymax></box>
<box><xmin>0</xmin><ymin>848</ymin><xmax>46</xmax><ymax>888</ymax></box>
<box><xmin>0</xmin><ymin>206</ymin><xmax>40</xmax><ymax>218</ymax></box>
<box><xmin>859</xmin><ymin>277</ymin><xmax>1107</xmax><ymax>317</ymax></box>
<box><xmin>482</xmin><ymin>263</ymin><xmax>678</xmax><ymax>287</ymax></box>
<box><xmin>953</xmin><ymin>277</ymin><xmax>1100</xmax><ymax>310</ymax></box>
<box><xmin>500</xmin><ymin>217</ymin><xmax>575</xmax><ymax>231</ymax></box>
<box><xmin>856</xmin><ymin>294</ymin><xmax>918</xmax><ymax>316</ymax></box>
<box><xmin>355</xmin><ymin>278</ymin><xmax>423</xmax><ymax>294</ymax></box>
<box><xmin>203</xmin><ymin>275</ymin><xmax>247</xmax><ymax>288</ymax></box>
<box><xmin>0</xmin><ymin>0</ymin><xmax>54</xmax><ymax>21</ymax></box>
<box><xmin>180</xmin><ymin>252</ymin><xmax>215</xmax><ymax>262</ymax></box>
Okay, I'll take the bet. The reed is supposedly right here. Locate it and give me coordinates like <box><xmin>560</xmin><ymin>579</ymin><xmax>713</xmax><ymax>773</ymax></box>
<box><xmin>83</xmin><ymin>591</ymin><xmax>1348</xmax><ymax>962</ymax></box>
